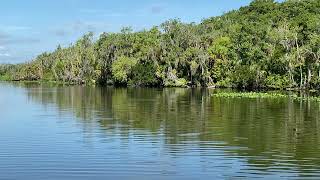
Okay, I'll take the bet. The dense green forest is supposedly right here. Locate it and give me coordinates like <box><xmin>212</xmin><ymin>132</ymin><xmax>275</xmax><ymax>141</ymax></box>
<box><xmin>1</xmin><ymin>0</ymin><xmax>320</xmax><ymax>89</ymax></box>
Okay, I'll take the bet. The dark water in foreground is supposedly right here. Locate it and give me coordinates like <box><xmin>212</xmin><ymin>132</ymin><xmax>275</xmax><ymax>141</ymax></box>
<box><xmin>1</xmin><ymin>82</ymin><xmax>320</xmax><ymax>179</ymax></box>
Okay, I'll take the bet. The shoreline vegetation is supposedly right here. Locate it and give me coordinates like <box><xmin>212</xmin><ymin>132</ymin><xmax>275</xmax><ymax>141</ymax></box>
<box><xmin>1</xmin><ymin>0</ymin><xmax>320</xmax><ymax>90</ymax></box>
<box><xmin>2</xmin><ymin>79</ymin><xmax>320</xmax><ymax>102</ymax></box>
<box><xmin>212</xmin><ymin>92</ymin><xmax>320</xmax><ymax>102</ymax></box>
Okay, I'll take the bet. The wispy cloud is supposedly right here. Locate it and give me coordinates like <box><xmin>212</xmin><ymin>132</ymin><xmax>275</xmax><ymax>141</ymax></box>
<box><xmin>79</xmin><ymin>4</ymin><xmax>167</xmax><ymax>19</ymax></box>
<box><xmin>0</xmin><ymin>25</ymin><xmax>32</xmax><ymax>32</ymax></box>
<box><xmin>103</xmin><ymin>12</ymin><xmax>126</xmax><ymax>17</ymax></box>
<box><xmin>151</xmin><ymin>4</ymin><xmax>166</xmax><ymax>14</ymax></box>
<box><xmin>53</xmin><ymin>29</ymin><xmax>69</xmax><ymax>37</ymax></box>
<box><xmin>1</xmin><ymin>37</ymin><xmax>40</xmax><ymax>45</ymax></box>
<box><xmin>6</xmin><ymin>25</ymin><xmax>32</xmax><ymax>31</ymax></box>
<box><xmin>79</xmin><ymin>8</ymin><xmax>126</xmax><ymax>17</ymax></box>
<box><xmin>79</xmin><ymin>8</ymin><xmax>100</xmax><ymax>14</ymax></box>
<box><xmin>0</xmin><ymin>53</ymin><xmax>10</xmax><ymax>57</ymax></box>
<box><xmin>133</xmin><ymin>3</ymin><xmax>168</xmax><ymax>17</ymax></box>
<box><xmin>52</xmin><ymin>21</ymin><xmax>111</xmax><ymax>37</ymax></box>
<box><xmin>0</xmin><ymin>32</ymin><xmax>10</xmax><ymax>40</ymax></box>
<box><xmin>0</xmin><ymin>29</ymin><xmax>39</xmax><ymax>47</ymax></box>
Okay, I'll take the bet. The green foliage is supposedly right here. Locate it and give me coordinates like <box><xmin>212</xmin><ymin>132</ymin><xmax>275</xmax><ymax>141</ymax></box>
<box><xmin>0</xmin><ymin>74</ymin><xmax>10</xmax><ymax>81</ymax></box>
<box><xmin>112</xmin><ymin>56</ymin><xmax>137</xmax><ymax>84</ymax></box>
<box><xmin>131</xmin><ymin>62</ymin><xmax>158</xmax><ymax>86</ymax></box>
<box><xmin>208</xmin><ymin>36</ymin><xmax>231</xmax><ymax>60</ymax></box>
<box><xmin>264</xmin><ymin>74</ymin><xmax>290</xmax><ymax>89</ymax></box>
<box><xmin>231</xmin><ymin>65</ymin><xmax>259</xmax><ymax>89</ymax></box>
<box><xmin>2</xmin><ymin>0</ymin><xmax>320</xmax><ymax>90</ymax></box>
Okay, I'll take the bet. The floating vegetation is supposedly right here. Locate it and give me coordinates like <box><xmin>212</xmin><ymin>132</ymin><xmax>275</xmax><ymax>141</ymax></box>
<box><xmin>212</xmin><ymin>92</ymin><xmax>320</xmax><ymax>102</ymax></box>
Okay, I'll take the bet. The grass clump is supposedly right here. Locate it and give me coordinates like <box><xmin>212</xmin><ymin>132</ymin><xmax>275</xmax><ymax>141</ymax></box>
<box><xmin>212</xmin><ymin>92</ymin><xmax>291</xmax><ymax>99</ymax></box>
<box><xmin>212</xmin><ymin>92</ymin><xmax>320</xmax><ymax>102</ymax></box>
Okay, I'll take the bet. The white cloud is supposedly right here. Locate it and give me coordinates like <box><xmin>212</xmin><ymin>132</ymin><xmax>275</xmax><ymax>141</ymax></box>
<box><xmin>7</xmin><ymin>26</ymin><xmax>31</xmax><ymax>31</ymax></box>
<box><xmin>79</xmin><ymin>8</ymin><xmax>100</xmax><ymax>14</ymax></box>
<box><xmin>0</xmin><ymin>53</ymin><xmax>10</xmax><ymax>57</ymax></box>
<box><xmin>103</xmin><ymin>12</ymin><xmax>126</xmax><ymax>17</ymax></box>
<box><xmin>79</xmin><ymin>8</ymin><xmax>126</xmax><ymax>18</ymax></box>
<box><xmin>0</xmin><ymin>25</ymin><xmax>32</xmax><ymax>32</ymax></box>
<box><xmin>0</xmin><ymin>46</ymin><xmax>5</xmax><ymax>50</ymax></box>
<box><xmin>151</xmin><ymin>4</ymin><xmax>166</xmax><ymax>14</ymax></box>
<box><xmin>52</xmin><ymin>21</ymin><xmax>112</xmax><ymax>37</ymax></box>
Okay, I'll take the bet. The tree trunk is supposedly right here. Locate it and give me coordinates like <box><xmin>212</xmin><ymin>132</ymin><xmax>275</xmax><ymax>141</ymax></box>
<box><xmin>300</xmin><ymin>66</ymin><xmax>303</xmax><ymax>89</ymax></box>
<box><xmin>307</xmin><ymin>66</ymin><xmax>312</xmax><ymax>89</ymax></box>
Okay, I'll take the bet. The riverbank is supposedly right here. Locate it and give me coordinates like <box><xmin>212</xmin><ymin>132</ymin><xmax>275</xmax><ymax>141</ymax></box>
<box><xmin>2</xmin><ymin>79</ymin><xmax>320</xmax><ymax>103</ymax></box>
<box><xmin>2</xmin><ymin>78</ymin><xmax>320</xmax><ymax>91</ymax></box>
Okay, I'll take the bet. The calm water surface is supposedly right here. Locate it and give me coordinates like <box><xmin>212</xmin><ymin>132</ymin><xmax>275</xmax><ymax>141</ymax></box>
<box><xmin>1</xmin><ymin>82</ymin><xmax>320</xmax><ymax>179</ymax></box>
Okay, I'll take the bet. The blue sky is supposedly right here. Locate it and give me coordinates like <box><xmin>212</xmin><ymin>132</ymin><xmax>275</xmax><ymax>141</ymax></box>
<box><xmin>0</xmin><ymin>0</ymin><xmax>258</xmax><ymax>63</ymax></box>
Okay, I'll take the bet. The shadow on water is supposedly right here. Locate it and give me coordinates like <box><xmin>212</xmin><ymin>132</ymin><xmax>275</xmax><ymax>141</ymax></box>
<box><xmin>5</xmin><ymin>82</ymin><xmax>320</xmax><ymax>178</ymax></box>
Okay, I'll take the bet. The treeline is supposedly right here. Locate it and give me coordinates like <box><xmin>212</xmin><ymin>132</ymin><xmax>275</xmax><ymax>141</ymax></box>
<box><xmin>1</xmin><ymin>0</ymin><xmax>320</xmax><ymax>89</ymax></box>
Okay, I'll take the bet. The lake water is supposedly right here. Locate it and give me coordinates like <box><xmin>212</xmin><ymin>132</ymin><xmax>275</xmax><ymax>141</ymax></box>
<box><xmin>1</xmin><ymin>82</ymin><xmax>320</xmax><ymax>179</ymax></box>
